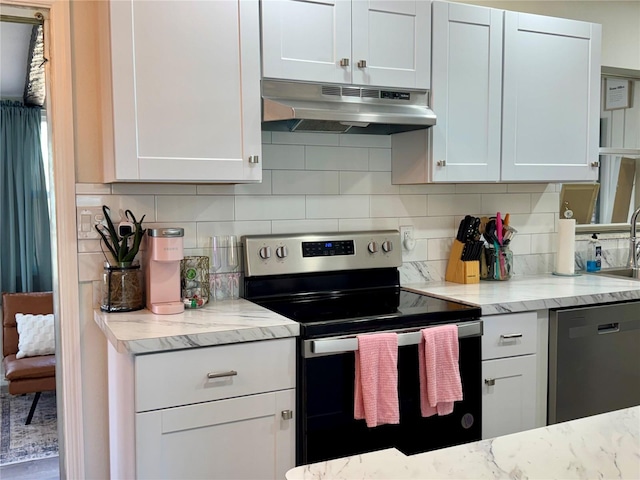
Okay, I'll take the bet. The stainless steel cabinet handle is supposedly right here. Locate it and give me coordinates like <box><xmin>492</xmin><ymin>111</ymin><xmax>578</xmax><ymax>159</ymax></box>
<box><xmin>591</xmin><ymin>161</ymin><xmax>600</xmax><ymax>167</ymax></box>
<box><xmin>248</xmin><ymin>155</ymin><xmax>259</xmax><ymax>164</ymax></box>
<box><xmin>500</xmin><ymin>333</ymin><xmax>522</xmax><ymax>339</ymax></box>
<box><xmin>339</xmin><ymin>58</ymin><xmax>349</xmax><ymax>67</ymax></box>
<box><xmin>207</xmin><ymin>370</ymin><xmax>238</xmax><ymax>379</ymax></box>
<box><xmin>437</xmin><ymin>160</ymin><xmax>446</xmax><ymax>167</ymax></box>
<box><xmin>485</xmin><ymin>378</ymin><xmax>495</xmax><ymax>386</ymax></box>
<box><xmin>357</xmin><ymin>60</ymin><xmax>367</xmax><ymax>68</ymax></box>
<box><xmin>281</xmin><ymin>410</ymin><xmax>293</xmax><ymax>420</ymax></box>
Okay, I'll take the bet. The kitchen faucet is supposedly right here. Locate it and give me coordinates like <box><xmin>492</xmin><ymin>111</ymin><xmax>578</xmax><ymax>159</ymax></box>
<box><xmin>629</xmin><ymin>205</ymin><xmax>640</xmax><ymax>275</ymax></box>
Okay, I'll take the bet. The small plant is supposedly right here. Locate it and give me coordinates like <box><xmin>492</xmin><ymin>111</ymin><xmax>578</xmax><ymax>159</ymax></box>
<box><xmin>96</xmin><ymin>205</ymin><xmax>146</xmax><ymax>266</ymax></box>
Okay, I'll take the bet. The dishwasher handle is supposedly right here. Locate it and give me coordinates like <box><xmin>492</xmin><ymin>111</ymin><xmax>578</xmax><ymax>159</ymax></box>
<box><xmin>597</xmin><ymin>322</ymin><xmax>620</xmax><ymax>334</ymax></box>
<box><xmin>304</xmin><ymin>320</ymin><xmax>482</xmax><ymax>358</ymax></box>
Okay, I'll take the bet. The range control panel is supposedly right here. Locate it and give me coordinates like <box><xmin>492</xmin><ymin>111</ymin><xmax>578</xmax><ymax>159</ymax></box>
<box><xmin>243</xmin><ymin>230</ymin><xmax>402</xmax><ymax>277</ymax></box>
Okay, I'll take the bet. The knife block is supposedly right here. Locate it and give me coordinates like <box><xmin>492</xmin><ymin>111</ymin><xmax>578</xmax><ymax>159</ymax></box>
<box><xmin>445</xmin><ymin>239</ymin><xmax>480</xmax><ymax>284</ymax></box>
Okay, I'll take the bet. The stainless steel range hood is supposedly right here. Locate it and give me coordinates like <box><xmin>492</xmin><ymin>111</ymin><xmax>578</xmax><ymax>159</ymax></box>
<box><xmin>262</xmin><ymin>79</ymin><xmax>436</xmax><ymax>135</ymax></box>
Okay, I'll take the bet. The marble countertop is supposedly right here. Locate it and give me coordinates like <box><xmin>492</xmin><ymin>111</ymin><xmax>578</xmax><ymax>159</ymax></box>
<box><xmin>287</xmin><ymin>406</ymin><xmax>640</xmax><ymax>480</ymax></box>
<box><xmin>93</xmin><ymin>298</ymin><xmax>299</xmax><ymax>354</ymax></box>
<box><xmin>404</xmin><ymin>273</ymin><xmax>640</xmax><ymax>315</ymax></box>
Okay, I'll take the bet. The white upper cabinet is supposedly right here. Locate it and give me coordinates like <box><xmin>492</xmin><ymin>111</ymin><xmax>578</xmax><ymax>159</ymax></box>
<box><xmin>430</xmin><ymin>1</ymin><xmax>503</xmax><ymax>182</ymax></box>
<box><xmin>106</xmin><ymin>0</ymin><xmax>262</xmax><ymax>183</ymax></box>
<box><xmin>501</xmin><ymin>12</ymin><xmax>601</xmax><ymax>182</ymax></box>
<box><xmin>392</xmin><ymin>3</ymin><xmax>601</xmax><ymax>184</ymax></box>
<box><xmin>261</xmin><ymin>0</ymin><xmax>430</xmax><ymax>89</ymax></box>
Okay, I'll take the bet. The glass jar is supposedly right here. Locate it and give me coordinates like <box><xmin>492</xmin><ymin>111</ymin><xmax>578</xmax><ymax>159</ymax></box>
<box><xmin>181</xmin><ymin>256</ymin><xmax>210</xmax><ymax>308</ymax></box>
<box><xmin>101</xmin><ymin>262</ymin><xmax>145</xmax><ymax>312</ymax></box>
<box><xmin>481</xmin><ymin>245</ymin><xmax>513</xmax><ymax>281</ymax></box>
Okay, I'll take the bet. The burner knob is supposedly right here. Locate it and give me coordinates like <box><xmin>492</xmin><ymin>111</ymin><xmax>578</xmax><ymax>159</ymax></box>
<box><xmin>367</xmin><ymin>241</ymin><xmax>378</xmax><ymax>254</ymax></box>
<box><xmin>276</xmin><ymin>246</ymin><xmax>288</xmax><ymax>259</ymax></box>
<box><xmin>382</xmin><ymin>240</ymin><xmax>393</xmax><ymax>253</ymax></box>
<box><xmin>259</xmin><ymin>246</ymin><xmax>271</xmax><ymax>259</ymax></box>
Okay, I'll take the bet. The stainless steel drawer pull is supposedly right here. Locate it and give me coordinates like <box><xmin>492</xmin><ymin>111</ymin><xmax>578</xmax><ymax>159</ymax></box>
<box><xmin>281</xmin><ymin>410</ymin><xmax>293</xmax><ymax>420</ymax></box>
<box><xmin>207</xmin><ymin>370</ymin><xmax>238</xmax><ymax>379</ymax></box>
<box><xmin>500</xmin><ymin>333</ymin><xmax>522</xmax><ymax>339</ymax></box>
<box><xmin>485</xmin><ymin>378</ymin><xmax>495</xmax><ymax>386</ymax></box>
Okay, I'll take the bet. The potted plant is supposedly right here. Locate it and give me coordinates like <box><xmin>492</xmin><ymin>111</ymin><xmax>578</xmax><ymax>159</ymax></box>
<box><xmin>96</xmin><ymin>205</ymin><xmax>146</xmax><ymax>312</ymax></box>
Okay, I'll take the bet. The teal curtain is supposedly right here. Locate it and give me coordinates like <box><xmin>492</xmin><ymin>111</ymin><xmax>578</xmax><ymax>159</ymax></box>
<box><xmin>0</xmin><ymin>100</ymin><xmax>53</xmax><ymax>293</ymax></box>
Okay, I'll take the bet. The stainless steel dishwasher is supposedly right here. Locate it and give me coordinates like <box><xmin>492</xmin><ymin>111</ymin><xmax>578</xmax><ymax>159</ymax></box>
<box><xmin>548</xmin><ymin>301</ymin><xmax>640</xmax><ymax>424</ymax></box>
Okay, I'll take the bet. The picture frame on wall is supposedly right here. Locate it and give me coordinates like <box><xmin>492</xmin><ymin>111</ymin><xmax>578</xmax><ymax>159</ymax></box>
<box><xmin>604</xmin><ymin>78</ymin><xmax>632</xmax><ymax>110</ymax></box>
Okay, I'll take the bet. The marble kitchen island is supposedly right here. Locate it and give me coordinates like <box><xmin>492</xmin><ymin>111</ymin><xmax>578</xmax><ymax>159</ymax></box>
<box><xmin>286</xmin><ymin>406</ymin><xmax>640</xmax><ymax>479</ymax></box>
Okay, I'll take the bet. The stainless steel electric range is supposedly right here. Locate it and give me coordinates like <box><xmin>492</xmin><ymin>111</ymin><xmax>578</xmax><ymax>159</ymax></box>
<box><xmin>243</xmin><ymin>230</ymin><xmax>483</xmax><ymax>465</ymax></box>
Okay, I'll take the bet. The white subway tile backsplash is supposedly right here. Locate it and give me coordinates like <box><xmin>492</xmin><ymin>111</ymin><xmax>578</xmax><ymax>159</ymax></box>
<box><xmin>272</xmin><ymin>219</ymin><xmax>339</xmax><ymax>234</ymax></box>
<box><xmin>305</xmin><ymin>146</ymin><xmax>369</xmax><ymax>171</ymax></box>
<box><xmin>339</xmin><ymin>134</ymin><xmax>391</xmax><ymax>148</ymax></box>
<box><xmin>531</xmin><ymin>192</ymin><xmax>560</xmax><ymax>213</ymax></box>
<box><xmin>78</xmin><ymin>252</ymin><xmax>108</xmax><ymax>282</ymax></box>
<box><xmin>156</xmin><ymin>195</ymin><xmax>234</xmax><ymax>222</ymax></box>
<box><xmin>272</xmin><ymin>170</ymin><xmax>339</xmax><ymax>195</ymax></box>
<box><xmin>508</xmin><ymin>213</ymin><xmax>556</xmax><ymax>234</ymax></box>
<box><xmin>339</xmin><ymin>218</ymin><xmax>399</xmax><ymax>231</ymax></box>
<box><xmin>76</xmin><ymin>183</ymin><xmax>112</xmax><ymax>194</ymax></box>
<box><xmin>370</xmin><ymin>195</ymin><xmax>427</xmax><ymax>218</ymax></box>
<box><xmin>407</xmin><ymin>216</ymin><xmax>456</xmax><ymax>239</ymax></box>
<box><xmin>455</xmin><ymin>184</ymin><xmax>507</xmax><ymax>194</ymax></box>
<box><xmin>402</xmin><ymin>239</ymin><xmax>429</xmax><ymax>262</ymax></box>
<box><xmin>307</xmin><ymin>195</ymin><xmax>369</xmax><ymax>218</ymax></box>
<box><xmin>400</xmin><ymin>184</ymin><xmax>456</xmax><ymax>195</ymax></box>
<box><xmin>530</xmin><ymin>233</ymin><xmax>557</xmax><ymax>254</ymax></box>
<box><xmin>263</xmin><ymin>144</ymin><xmax>305</xmax><ymax>170</ymax></box>
<box><xmin>340</xmin><ymin>172</ymin><xmax>399</xmax><ymax>195</ymax></box>
<box><xmin>507</xmin><ymin>183</ymin><xmax>556</xmax><ymax>193</ymax></box>
<box><xmin>427</xmin><ymin>238</ymin><xmax>453</xmax><ymax>261</ymax></box>
<box><xmin>368</xmin><ymin>149</ymin><xmax>392</xmax><ymax>171</ymax></box>
<box><xmin>482</xmin><ymin>193</ymin><xmax>530</xmax><ymax>215</ymax></box>
<box><xmin>112</xmin><ymin>184</ymin><xmax>197</xmax><ymax>195</ymax></box>
<box><xmin>272</xmin><ymin>132</ymin><xmax>339</xmax><ymax>146</ymax></box>
<box><xmin>428</xmin><ymin>194</ymin><xmax>480</xmax><ymax>216</ymax></box>
<box><xmin>235</xmin><ymin>195</ymin><xmax>305</xmax><ymax>221</ymax></box>
<box><xmin>197</xmin><ymin>221</ymin><xmax>272</xmax><ymax>245</ymax></box>
<box><xmin>197</xmin><ymin>171</ymin><xmax>272</xmax><ymax>195</ymax></box>
<box><xmin>77</xmin><ymin>239</ymin><xmax>102</xmax><ymax>254</ymax></box>
<box><xmin>508</xmin><ymin>234</ymin><xmax>531</xmax><ymax>255</ymax></box>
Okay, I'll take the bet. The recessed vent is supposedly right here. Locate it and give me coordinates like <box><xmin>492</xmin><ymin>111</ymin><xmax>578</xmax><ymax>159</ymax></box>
<box><xmin>291</xmin><ymin>119</ymin><xmax>351</xmax><ymax>133</ymax></box>
<box><xmin>361</xmin><ymin>89</ymin><xmax>380</xmax><ymax>99</ymax></box>
<box><xmin>321</xmin><ymin>86</ymin><xmax>341</xmax><ymax>97</ymax></box>
<box><xmin>341</xmin><ymin>87</ymin><xmax>360</xmax><ymax>97</ymax></box>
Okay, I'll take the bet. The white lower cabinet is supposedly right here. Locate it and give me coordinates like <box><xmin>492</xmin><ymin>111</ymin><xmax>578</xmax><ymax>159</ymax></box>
<box><xmin>482</xmin><ymin>355</ymin><xmax>536</xmax><ymax>439</ymax></box>
<box><xmin>481</xmin><ymin>311</ymin><xmax>545</xmax><ymax>440</ymax></box>
<box><xmin>136</xmin><ymin>390</ymin><xmax>295</xmax><ymax>480</ymax></box>
<box><xmin>107</xmin><ymin>338</ymin><xmax>296</xmax><ymax>480</ymax></box>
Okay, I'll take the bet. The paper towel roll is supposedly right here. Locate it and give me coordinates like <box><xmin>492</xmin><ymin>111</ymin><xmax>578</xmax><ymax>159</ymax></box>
<box><xmin>555</xmin><ymin>219</ymin><xmax>576</xmax><ymax>274</ymax></box>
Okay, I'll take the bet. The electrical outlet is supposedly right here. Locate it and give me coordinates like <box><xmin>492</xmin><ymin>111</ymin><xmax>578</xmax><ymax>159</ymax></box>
<box><xmin>76</xmin><ymin>207</ymin><xmax>105</xmax><ymax>239</ymax></box>
<box><xmin>400</xmin><ymin>226</ymin><xmax>415</xmax><ymax>251</ymax></box>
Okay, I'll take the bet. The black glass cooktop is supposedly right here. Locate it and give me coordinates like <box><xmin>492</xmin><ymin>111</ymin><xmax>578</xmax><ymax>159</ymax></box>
<box><xmin>253</xmin><ymin>287</ymin><xmax>481</xmax><ymax>338</ymax></box>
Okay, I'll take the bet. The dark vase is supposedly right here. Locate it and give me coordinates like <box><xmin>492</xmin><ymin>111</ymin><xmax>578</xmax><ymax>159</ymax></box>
<box><xmin>101</xmin><ymin>262</ymin><xmax>144</xmax><ymax>312</ymax></box>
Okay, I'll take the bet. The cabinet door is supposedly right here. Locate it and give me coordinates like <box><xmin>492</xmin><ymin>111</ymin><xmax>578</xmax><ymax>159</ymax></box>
<box><xmin>482</xmin><ymin>355</ymin><xmax>536</xmax><ymax>440</ymax></box>
<box><xmin>109</xmin><ymin>0</ymin><xmax>261</xmax><ymax>183</ymax></box>
<box><xmin>431</xmin><ymin>2</ymin><xmax>502</xmax><ymax>182</ymax></box>
<box><xmin>136</xmin><ymin>389</ymin><xmax>295</xmax><ymax>480</ymax></box>
<box><xmin>351</xmin><ymin>0</ymin><xmax>430</xmax><ymax>89</ymax></box>
<box><xmin>501</xmin><ymin>12</ymin><xmax>601</xmax><ymax>182</ymax></box>
<box><xmin>261</xmin><ymin>0</ymin><xmax>352</xmax><ymax>84</ymax></box>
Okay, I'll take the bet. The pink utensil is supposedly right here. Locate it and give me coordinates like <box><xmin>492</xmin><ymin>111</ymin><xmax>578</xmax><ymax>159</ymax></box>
<box><xmin>496</xmin><ymin>212</ymin><xmax>503</xmax><ymax>246</ymax></box>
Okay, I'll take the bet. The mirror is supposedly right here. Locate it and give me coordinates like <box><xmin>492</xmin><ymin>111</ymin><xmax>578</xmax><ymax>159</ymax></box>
<box><xmin>569</xmin><ymin>67</ymin><xmax>640</xmax><ymax>231</ymax></box>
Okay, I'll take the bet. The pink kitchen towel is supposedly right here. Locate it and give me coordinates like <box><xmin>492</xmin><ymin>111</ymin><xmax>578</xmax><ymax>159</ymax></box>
<box><xmin>354</xmin><ymin>332</ymin><xmax>399</xmax><ymax>428</ymax></box>
<box><xmin>418</xmin><ymin>325</ymin><xmax>462</xmax><ymax>417</ymax></box>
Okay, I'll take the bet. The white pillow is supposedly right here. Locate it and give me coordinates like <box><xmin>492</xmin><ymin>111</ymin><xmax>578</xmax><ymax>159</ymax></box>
<box><xmin>15</xmin><ymin>313</ymin><xmax>55</xmax><ymax>359</ymax></box>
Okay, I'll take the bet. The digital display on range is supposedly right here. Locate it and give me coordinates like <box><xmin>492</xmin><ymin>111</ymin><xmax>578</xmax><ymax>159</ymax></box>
<box><xmin>302</xmin><ymin>240</ymin><xmax>355</xmax><ymax>257</ymax></box>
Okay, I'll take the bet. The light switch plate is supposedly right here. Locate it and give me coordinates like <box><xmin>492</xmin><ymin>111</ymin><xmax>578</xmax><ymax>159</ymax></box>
<box><xmin>77</xmin><ymin>207</ymin><xmax>104</xmax><ymax>239</ymax></box>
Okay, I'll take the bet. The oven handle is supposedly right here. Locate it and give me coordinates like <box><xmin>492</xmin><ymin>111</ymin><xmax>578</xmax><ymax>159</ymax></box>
<box><xmin>304</xmin><ymin>320</ymin><xmax>482</xmax><ymax>358</ymax></box>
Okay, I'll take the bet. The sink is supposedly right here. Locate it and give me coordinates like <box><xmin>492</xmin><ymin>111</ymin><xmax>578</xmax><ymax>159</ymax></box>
<box><xmin>588</xmin><ymin>267</ymin><xmax>640</xmax><ymax>280</ymax></box>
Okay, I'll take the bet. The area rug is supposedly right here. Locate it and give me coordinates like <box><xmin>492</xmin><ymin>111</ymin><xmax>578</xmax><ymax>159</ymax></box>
<box><xmin>0</xmin><ymin>387</ymin><xmax>58</xmax><ymax>465</ymax></box>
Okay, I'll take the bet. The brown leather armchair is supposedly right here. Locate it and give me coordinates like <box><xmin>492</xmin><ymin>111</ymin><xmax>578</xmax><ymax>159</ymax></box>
<box><xmin>2</xmin><ymin>292</ymin><xmax>56</xmax><ymax>424</ymax></box>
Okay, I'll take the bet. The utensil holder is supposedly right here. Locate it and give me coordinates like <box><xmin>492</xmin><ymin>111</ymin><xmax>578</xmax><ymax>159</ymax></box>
<box><xmin>445</xmin><ymin>239</ymin><xmax>480</xmax><ymax>284</ymax></box>
<box><xmin>481</xmin><ymin>245</ymin><xmax>513</xmax><ymax>281</ymax></box>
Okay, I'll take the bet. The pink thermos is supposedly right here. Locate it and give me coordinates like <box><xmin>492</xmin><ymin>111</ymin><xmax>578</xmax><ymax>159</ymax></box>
<box><xmin>145</xmin><ymin>228</ymin><xmax>184</xmax><ymax>314</ymax></box>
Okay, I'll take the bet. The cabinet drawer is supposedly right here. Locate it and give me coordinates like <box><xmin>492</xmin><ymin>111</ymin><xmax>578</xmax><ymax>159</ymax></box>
<box><xmin>135</xmin><ymin>338</ymin><xmax>295</xmax><ymax>412</ymax></box>
<box><xmin>482</xmin><ymin>312</ymin><xmax>537</xmax><ymax>360</ymax></box>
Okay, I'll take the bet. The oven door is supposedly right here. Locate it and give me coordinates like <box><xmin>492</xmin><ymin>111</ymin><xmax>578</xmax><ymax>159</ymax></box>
<box><xmin>298</xmin><ymin>321</ymin><xmax>482</xmax><ymax>465</ymax></box>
